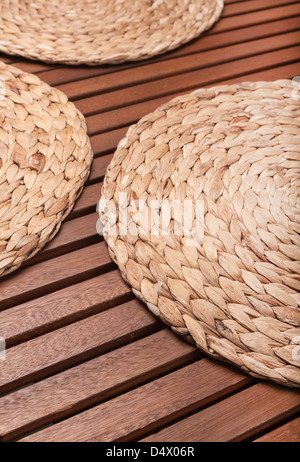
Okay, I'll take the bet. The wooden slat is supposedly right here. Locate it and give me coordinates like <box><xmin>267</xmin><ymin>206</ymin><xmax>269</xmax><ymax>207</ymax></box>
<box><xmin>1</xmin><ymin>2</ymin><xmax>299</xmax><ymax>443</ymax></box>
<box><xmin>141</xmin><ymin>384</ymin><xmax>300</xmax><ymax>442</ymax></box>
<box><xmin>10</xmin><ymin>61</ymin><xmax>61</xmax><ymax>74</ymax></box>
<box><xmin>0</xmin><ymin>330</ymin><xmax>197</xmax><ymax>441</ymax></box>
<box><xmin>25</xmin><ymin>16</ymin><xmax>300</xmax><ymax>88</ymax></box>
<box><xmin>19</xmin><ymin>360</ymin><xmax>250</xmax><ymax>442</ymax></box>
<box><xmin>223</xmin><ymin>0</ymin><xmax>300</xmax><ymax>16</ymax></box>
<box><xmin>85</xmin><ymin>51</ymin><xmax>300</xmax><ymax>136</ymax></box>
<box><xmin>212</xmin><ymin>4</ymin><xmax>300</xmax><ymax>33</ymax></box>
<box><xmin>89</xmin><ymin>127</ymin><xmax>128</xmax><ymax>157</ymax></box>
<box><xmin>88</xmin><ymin>155</ymin><xmax>113</xmax><ymax>184</ymax></box>
<box><xmin>0</xmin><ymin>300</ymin><xmax>158</xmax><ymax>395</ymax></box>
<box><xmin>2</xmin><ymin>2</ymin><xmax>300</xmax><ymax>80</ymax></box>
<box><xmin>60</xmin><ymin>64</ymin><xmax>300</xmax><ymax>221</ymax></box>
<box><xmin>254</xmin><ymin>417</ymin><xmax>300</xmax><ymax>442</ymax></box>
<box><xmin>59</xmin><ymin>31</ymin><xmax>300</xmax><ymax>102</ymax></box>
<box><xmin>69</xmin><ymin>183</ymin><xmax>101</xmax><ymax>219</ymax></box>
<box><xmin>0</xmin><ymin>242</ymin><xmax>112</xmax><ymax>310</ymax></box>
<box><xmin>0</xmin><ymin>269</ymin><xmax>132</xmax><ymax>347</ymax></box>
<box><xmin>85</xmin><ymin>61</ymin><xmax>300</xmax><ymax>159</ymax></box>
<box><xmin>29</xmin><ymin>213</ymin><xmax>99</xmax><ymax>264</ymax></box>
<box><xmin>76</xmin><ymin>44</ymin><xmax>300</xmax><ymax>118</ymax></box>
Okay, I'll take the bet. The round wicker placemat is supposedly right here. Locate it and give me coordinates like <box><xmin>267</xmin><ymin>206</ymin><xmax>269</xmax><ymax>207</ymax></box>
<box><xmin>0</xmin><ymin>61</ymin><xmax>93</xmax><ymax>277</ymax></box>
<box><xmin>99</xmin><ymin>80</ymin><xmax>300</xmax><ymax>387</ymax></box>
<box><xmin>0</xmin><ymin>0</ymin><xmax>224</xmax><ymax>65</ymax></box>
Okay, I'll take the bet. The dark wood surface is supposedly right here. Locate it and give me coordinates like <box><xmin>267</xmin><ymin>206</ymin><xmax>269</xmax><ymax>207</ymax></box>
<box><xmin>0</xmin><ymin>0</ymin><xmax>299</xmax><ymax>442</ymax></box>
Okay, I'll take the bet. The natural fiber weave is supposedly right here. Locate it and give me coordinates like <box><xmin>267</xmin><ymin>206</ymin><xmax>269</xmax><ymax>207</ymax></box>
<box><xmin>99</xmin><ymin>80</ymin><xmax>300</xmax><ymax>387</ymax></box>
<box><xmin>0</xmin><ymin>0</ymin><xmax>224</xmax><ymax>65</ymax></box>
<box><xmin>0</xmin><ymin>61</ymin><xmax>93</xmax><ymax>277</ymax></box>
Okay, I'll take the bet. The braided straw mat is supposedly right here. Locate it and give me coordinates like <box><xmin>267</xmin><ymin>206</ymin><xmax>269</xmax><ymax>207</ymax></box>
<box><xmin>0</xmin><ymin>0</ymin><xmax>224</xmax><ymax>65</ymax></box>
<box><xmin>0</xmin><ymin>61</ymin><xmax>93</xmax><ymax>277</ymax></box>
<box><xmin>99</xmin><ymin>80</ymin><xmax>300</xmax><ymax>388</ymax></box>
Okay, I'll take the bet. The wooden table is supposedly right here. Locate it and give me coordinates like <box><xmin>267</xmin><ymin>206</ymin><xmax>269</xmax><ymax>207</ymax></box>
<box><xmin>0</xmin><ymin>0</ymin><xmax>300</xmax><ymax>443</ymax></box>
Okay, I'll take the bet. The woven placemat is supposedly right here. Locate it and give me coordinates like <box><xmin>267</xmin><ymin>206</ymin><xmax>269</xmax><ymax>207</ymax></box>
<box><xmin>0</xmin><ymin>0</ymin><xmax>224</xmax><ymax>65</ymax></box>
<box><xmin>0</xmin><ymin>61</ymin><xmax>93</xmax><ymax>277</ymax></box>
<box><xmin>99</xmin><ymin>80</ymin><xmax>300</xmax><ymax>387</ymax></box>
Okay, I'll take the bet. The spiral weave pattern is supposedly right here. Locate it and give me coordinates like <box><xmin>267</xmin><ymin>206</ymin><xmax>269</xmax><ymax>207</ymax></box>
<box><xmin>100</xmin><ymin>80</ymin><xmax>300</xmax><ymax>387</ymax></box>
<box><xmin>0</xmin><ymin>0</ymin><xmax>224</xmax><ymax>65</ymax></box>
<box><xmin>0</xmin><ymin>61</ymin><xmax>93</xmax><ymax>277</ymax></box>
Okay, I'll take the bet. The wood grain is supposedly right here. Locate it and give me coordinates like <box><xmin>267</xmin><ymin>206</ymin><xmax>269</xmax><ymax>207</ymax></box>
<box><xmin>88</xmin><ymin>155</ymin><xmax>114</xmax><ymax>184</ymax></box>
<box><xmin>254</xmin><ymin>417</ymin><xmax>300</xmax><ymax>442</ymax></box>
<box><xmin>212</xmin><ymin>4</ymin><xmax>300</xmax><ymax>33</ymax></box>
<box><xmin>60</xmin><ymin>31</ymin><xmax>300</xmax><ymax>102</ymax></box>
<box><xmin>141</xmin><ymin>383</ymin><xmax>300</xmax><ymax>442</ymax></box>
<box><xmin>0</xmin><ymin>300</ymin><xmax>158</xmax><ymax>395</ymax></box>
<box><xmin>0</xmin><ymin>242</ymin><xmax>112</xmax><ymax>309</ymax></box>
<box><xmin>87</xmin><ymin>61</ymin><xmax>300</xmax><ymax>157</ymax></box>
<box><xmin>27</xmin><ymin>16</ymin><xmax>300</xmax><ymax>89</ymax></box>
<box><xmin>223</xmin><ymin>0</ymin><xmax>300</xmax><ymax>16</ymax></box>
<box><xmin>1</xmin><ymin>2</ymin><xmax>299</xmax><ymax>442</ymax></box>
<box><xmin>79</xmin><ymin>44</ymin><xmax>300</xmax><ymax>118</ymax></box>
<box><xmin>69</xmin><ymin>183</ymin><xmax>102</xmax><ymax>219</ymax></box>
<box><xmin>19</xmin><ymin>360</ymin><xmax>250</xmax><ymax>442</ymax></box>
<box><xmin>89</xmin><ymin>127</ymin><xmax>129</xmax><ymax>157</ymax></box>
<box><xmin>85</xmin><ymin>53</ymin><xmax>300</xmax><ymax>136</ymax></box>
<box><xmin>0</xmin><ymin>329</ymin><xmax>197</xmax><ymax>441</ymax></box>
<box><xmin>0</xmin><ymin>269</ymin><xmax>132</xmax><ymax>347</ymax></box>
<box><xmin>17</xmin><ymin>213</ymin><xmax>100</xmax><ymax>268</ymax></box>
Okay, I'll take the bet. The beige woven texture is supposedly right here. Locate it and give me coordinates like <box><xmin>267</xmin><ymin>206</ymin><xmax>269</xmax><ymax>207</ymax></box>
<box><xmin>100</xmin><ymin>80</ymin><xmax>300</xmax><ymax>387</ymax></box>
<box><xmin>0</xmin><ymin>61</ymin><xmax>93</xmax><ymax>277</ymax></box>
<box><xmin>0</xmin><ymin>0</ymin><xmax>224</xmax><ymax>65</ymax></box>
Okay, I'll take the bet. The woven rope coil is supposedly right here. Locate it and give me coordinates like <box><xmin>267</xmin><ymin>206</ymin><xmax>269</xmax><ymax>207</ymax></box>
<box><xmin>0</xmin><ymin>0</ymin><xmax>224</xmax><ymax>65</ymax></box>
<box><xmin>99</xmin><ymin>80</ymin><xmax>300</xmax><ymax>387</ymax></box>
<box><xmin>0</xmin><ymin>61</ymin><xmax>93</xmax><ymax>277</ymax></box>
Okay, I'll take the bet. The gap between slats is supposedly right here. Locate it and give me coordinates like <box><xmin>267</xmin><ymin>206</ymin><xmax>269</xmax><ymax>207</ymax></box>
<box><xmin>252</xmin><ymin>415</ymin><xmax>300</xmax><ymax>442</ymax></box>
<box><xmin>0</xmin><ymin>59</ymin><xmax>297</xmax><ymax>280</ymax></box>
<box><xmin>72</xmin><ymin>45</ymin><xmax>300</xmax><ymax>121</ymax></box>
<box><xmin>0</xmin><ymin>2</ymin><xmax>299</xmax><ymax>443</ymax></box>
<box><xmin>0</xmin><ymin>269</ymin><xmax>136</xmax><ymax>348</ymax></box>
<box><xmin>137</xmin><ymin>383</ymin><xmax>300</xmax><ymax>443</ymax></box>
<box><xmin>58</xmin><ymin>30</ymin><xmax>300</xmax><ymax>103</ymax></box>
<box><xmin>3</xmin><ymin>6</ymin><xmax>300</xmax><ymax>86</ymax></box>
<box><xmin>0</xmin><ymin>330</ymin><xmax>202</xmax><ymax>441</ymax></box>
<box><xmin>84</xmin><ymin>58</ymin><xmax>300</xmax><ymax>138</ymax></box>
<box><xmin>223</xmin><ymin>0</ymin><xmax>300</xmax><ymax>18</ymax></box>
<box><xmin>0</xmin><ymin>299</ymin><xmax>164</xmax><ymax>397</ymax></box>
<box><xmin>16</xmin><ymin>359</ymin><xmax>252</xmax><ymax>442</ymax></box>
<box><xmin>0</xmin><ymin>64</ymin><xmax>298</xmax><ymax>306</ymax></box>
<box><xmin>11</xmin><ymin>15</ymin><xmax>300</xmax><ymax>91</ymax></box>
<box><xmin>0</xmin><ymin>242</ymin><xmax>114</xmax><ymax>310</ymax></box>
